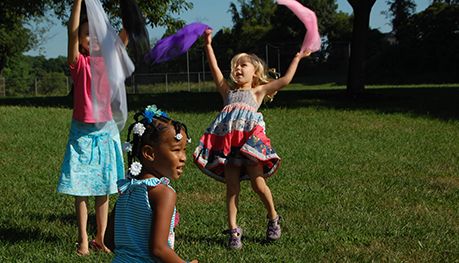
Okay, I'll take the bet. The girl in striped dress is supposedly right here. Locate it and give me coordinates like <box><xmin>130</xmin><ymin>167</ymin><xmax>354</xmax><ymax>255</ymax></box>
<box><xmin>105</xmin><ymin>105</ymin><xmax>197</xmax><ymax>263</ymax></box>
<box><xmin>193</xmin><ymin>29</ymin><xmax>311</xmax><ymax>249</ymax></box>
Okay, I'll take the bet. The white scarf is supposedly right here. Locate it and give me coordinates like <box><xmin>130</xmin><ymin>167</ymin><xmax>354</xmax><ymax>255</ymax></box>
<box><xmin>85</xmin><ymin>0</ymin><xmax>135</xmax><ymax>131</ymax></box>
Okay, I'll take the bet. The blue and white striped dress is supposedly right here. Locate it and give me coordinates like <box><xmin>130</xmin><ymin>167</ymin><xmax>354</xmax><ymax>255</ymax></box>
<box><xmin>113</xmin><ymin>177</ymin><xmax>177</xmax><ymax>263</ymax></box>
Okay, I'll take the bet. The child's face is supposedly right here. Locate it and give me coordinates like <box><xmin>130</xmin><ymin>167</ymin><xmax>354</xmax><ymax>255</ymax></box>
<box><xmin>79</xmin><ymin>22</ymin><xmax>90</xmax><ymax>53</ymax></box>
<box><xmin>150</xmin><ymin>125</ymin><xmax>187</xmax><ymax>181</ymax></box>
<box><xmin>232</xmin><ymin>57</ymin><xmax>256</xmax><ymax>88</ymax></box>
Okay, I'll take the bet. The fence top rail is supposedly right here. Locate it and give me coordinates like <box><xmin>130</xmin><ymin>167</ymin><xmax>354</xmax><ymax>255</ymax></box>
<box><xmin>133</xmin><ymin>71</ymin><xmax>230</xmax><ymax>77</ymax></box>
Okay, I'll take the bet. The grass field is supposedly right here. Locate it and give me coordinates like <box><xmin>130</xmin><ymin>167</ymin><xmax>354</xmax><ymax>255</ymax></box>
<box><xmin>0</xmin><ymin>84</ymin><xmax>458</xmax><ymax>262</ymax></box>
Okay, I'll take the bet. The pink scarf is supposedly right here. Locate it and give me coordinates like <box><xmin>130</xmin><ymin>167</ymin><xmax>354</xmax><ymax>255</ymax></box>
<box><xmin>277</xmin><ymin>0</ymin><xmax>321</xmax><ymax>52</ymax></box>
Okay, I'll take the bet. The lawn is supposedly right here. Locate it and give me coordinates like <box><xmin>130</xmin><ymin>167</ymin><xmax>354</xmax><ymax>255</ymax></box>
<box><xmin>0</xmin><ymin>84</ymin><xmax>458</xmax><ymax>262</ymax></box>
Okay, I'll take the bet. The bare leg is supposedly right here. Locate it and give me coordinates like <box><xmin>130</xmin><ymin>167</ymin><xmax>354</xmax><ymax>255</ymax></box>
<box><xmin>225</xmin><ymin>165</ymin><xmax>241</xmax><ymax>230</ymax></box>
<box><xmin>247</xmin><ymin>164</ymin><xmax>277</xmax><ymax>220</ymax></box>
<box><xmin>75</xmin><ymin>196</ymin><xmax>89</xmax><ymax>255</ymax></box>
<box><xmin>94</xmin><ymin>195</ymin><xmax>111</xmax><ymax>253</ymax></box>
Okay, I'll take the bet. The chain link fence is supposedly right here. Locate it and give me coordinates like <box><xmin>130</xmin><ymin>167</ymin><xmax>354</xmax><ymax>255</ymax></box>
<box><xmin>0</xmin><ymin>71</ymin><xmax>234</xmax><ymax>97</ymax></box>
<box><xmin>0</xmin><ymin>41</ymin><xmax>352</xmax><ymax>97</ymax></box>
<box><xmin>0</xmin><ymin>73</ymin><xmax>71</xmax><ymax>97</ymax></box>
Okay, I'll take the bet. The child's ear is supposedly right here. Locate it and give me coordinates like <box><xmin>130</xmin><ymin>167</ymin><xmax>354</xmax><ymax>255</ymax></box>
<box><xmin>141</xmin><ymin>145</ymin><xmax>155</xmax><ymax>161</ymax></box>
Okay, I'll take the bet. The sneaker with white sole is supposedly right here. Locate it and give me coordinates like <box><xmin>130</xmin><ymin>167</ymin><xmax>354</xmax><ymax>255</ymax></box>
<box><xmin>266</xmin><ymin>215</ymin><xmax>281</xmax><ymax>241</ymax></box>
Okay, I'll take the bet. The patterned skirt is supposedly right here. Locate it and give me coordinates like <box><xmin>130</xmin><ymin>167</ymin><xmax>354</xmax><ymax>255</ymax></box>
<box><xmin>193</xmin><ymin>103</ymin><xmax>281</xmax><ymax>183</ymax></box>
<box><xmin>57</xmin><ymin>119</ymin><xmax>125</xmax><ymax>196</ymax></box>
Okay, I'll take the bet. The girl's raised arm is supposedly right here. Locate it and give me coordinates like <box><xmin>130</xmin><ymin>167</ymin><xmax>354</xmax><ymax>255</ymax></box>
<box><xmin>68</xmin><ymin>0</ymin><xmax>83</xmax><ymax>65</ymax></box>
<box><xmin>203</xmin><ymin>29</ymin><xmax>230</xmax><ymax>98</ymax></box>
<box><xmin>259</xmin><ymin>51</ymin><xmax>311</xmax><ymax>96</ymax></box>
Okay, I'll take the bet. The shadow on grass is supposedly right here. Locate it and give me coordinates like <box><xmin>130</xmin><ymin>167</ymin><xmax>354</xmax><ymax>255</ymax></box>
<box><xmin>23</xmin><ymin>212</ymin><xmax>100</xmax><ymax>241</ymax></box>
<box><xmin>1</xmin><ymin>86</ymin><xmax>458</xmax><ymax>120</ymax></box>
<box><xmin>180</xmin><ymin>232</ymin><xmax>267</xmax><ymax>247</ymax></box>
<box><xmin>0</xmin><ymin>226</ymin><xmax>59</xmax><ymax>243</ymax></box>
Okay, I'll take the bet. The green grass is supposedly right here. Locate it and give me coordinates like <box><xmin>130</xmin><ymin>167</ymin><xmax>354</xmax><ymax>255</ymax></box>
<box><xmin>0</xmin><ymin>84</ymin><xmax>458</xmax><ymax>262</ymax></box>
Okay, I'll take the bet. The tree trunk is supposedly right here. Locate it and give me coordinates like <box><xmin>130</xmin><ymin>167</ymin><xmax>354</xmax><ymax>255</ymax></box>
<box><xmin>347</xmin><ymin>0</ymin><xmax>376</xmax><ymax>95</ymax></box>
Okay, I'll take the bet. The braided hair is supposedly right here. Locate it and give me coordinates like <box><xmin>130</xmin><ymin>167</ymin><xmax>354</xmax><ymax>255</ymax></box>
<box><xmin>124</xmin><ymin>105</ymin><xmax>190</xmax><ymax>178</ymax></box>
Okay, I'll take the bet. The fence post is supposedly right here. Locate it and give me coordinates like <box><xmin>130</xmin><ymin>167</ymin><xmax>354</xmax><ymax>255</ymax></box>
<box><xmin>165</xmin><ymin>73</ymin><xmax>168</xmax><ymax>92</ymax></box>
<box><xmin>202</xmin><ymin>51</ymin><xmax>206</xmax><ymax>81</ymax></box>
<box><xmin>0</xmin><ymin>77</ymin><xmax>5</xmax><ymax>97</ymax></box>
<box><xmin>277</xmin><ymin>47</ymin><xmax>281</xmax><ymax>73</ymax></box>
<box><xmin>66</xmin><ymin>76</ymin><xmax>69</xmax><ymax>94</ymax></box>
<box><xmin>198</xmin><ymin>73</ymin><xmax>201</xmax><ymax>92</ymax></box>
<box><xmin>187</xmin><ymin>51</ymin><xmax>191</xmax><ymax>92</ymax></box>
<box><xmin>35</xmin><ymin>78</ymin><xmax>38</xmax><ymax>96</ymax></box>
<box><xmin>265</xmin><ymin>44</ymin><xmax>269</xmax><ymax>67</ymax></box>
<box><xmin>132</xmin><ymin>74</ymin><xmax>136</xmax><ymax>94</ymax></box>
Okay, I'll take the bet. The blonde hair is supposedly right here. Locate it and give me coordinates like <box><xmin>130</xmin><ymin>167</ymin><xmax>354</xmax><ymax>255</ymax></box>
<box><xmin>229</xmin><ymin>53</ymin><xmax>278</xmax><ymax>102</ymax></box>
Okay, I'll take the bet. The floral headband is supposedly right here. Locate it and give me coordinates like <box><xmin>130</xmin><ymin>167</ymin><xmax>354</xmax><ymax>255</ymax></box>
<box><xmin>129</xmin><ymin>105</ymin><xmax>190</xmax><ymax>141</ymax></box>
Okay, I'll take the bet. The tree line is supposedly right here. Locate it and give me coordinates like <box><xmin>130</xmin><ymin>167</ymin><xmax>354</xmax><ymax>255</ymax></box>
<box><xmin>1</xmin><ymin>0</ymin><xmax>458</xmax><ymax>96</ymax></box>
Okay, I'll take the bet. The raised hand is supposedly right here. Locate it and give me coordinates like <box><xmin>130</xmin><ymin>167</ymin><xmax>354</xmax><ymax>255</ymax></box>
<box><xmin>203</xmin><ymin>28</ymin><xmax>212</xmax><ymax>46</ymax></box>
<box><xmin>295</xmin><ymin>50</ymin><xmax>312</xmax><ymax>59</ymax></box>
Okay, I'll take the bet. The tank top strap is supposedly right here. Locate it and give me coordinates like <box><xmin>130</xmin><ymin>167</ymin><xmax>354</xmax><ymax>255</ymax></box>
<box><xmin>117</xmin><ymin>176</ymin><xmax>174</xmax><ymax>194</ymax></box>
<box><xmin>226</xmin><ymin>89</ymin><xmax>260</xmax><ymax>110</ymax></box>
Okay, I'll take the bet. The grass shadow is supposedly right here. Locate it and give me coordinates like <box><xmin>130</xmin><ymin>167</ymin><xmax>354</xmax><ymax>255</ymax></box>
<box><xmin>269</xmin><ymin>86</ymin><xmax>459</xmax><ymax>121</ymax></box>
<box><xmin>1</xmin><ymin>85</ymin><xmax>458</xmax><ymax>120</ymax></box>
<box><xmin>0</xmin><ymin>225</ymin><xmax>59</xmax><ymax>243</ymax></box>
<box><xmin>27</xmin><ymin>212</ymin><xmax>99</xmax><ymax>239</ymax></box>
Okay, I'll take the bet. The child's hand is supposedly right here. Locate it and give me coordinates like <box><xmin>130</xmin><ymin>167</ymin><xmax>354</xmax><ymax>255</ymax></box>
<box><xmin>203</xmin><ymin>28</ymin><xmax>212</xmax><ymax>46</ymax></box>
<box><xmin>295</xmin><ymin>50</ymin><xmax>312</xmax><ymax>59</ymax></box>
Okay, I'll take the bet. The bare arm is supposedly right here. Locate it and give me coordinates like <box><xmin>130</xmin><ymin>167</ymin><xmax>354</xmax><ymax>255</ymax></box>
<box><xmin>119</xmin><ymin>28</ymin><xmax>129</xmax><ymax>46</ymax></box>
<box><xmin>203</xmin><ymin>29</ymin><xmax>229</xmax><ymax>98</ymax></box>
<box><xmin>68</xmin><ymin>0</ymin><xmax>83</xmax><ymax>65</ymax></box>
<box><xmin>149</xmin><ymin>185</ymin><xmax>197</xmax><ymax>263</ymax></box>
<box><xmin>258</xmin><ymin>51</ymin><xmax>311</xmax><ymax>96</ymax></box>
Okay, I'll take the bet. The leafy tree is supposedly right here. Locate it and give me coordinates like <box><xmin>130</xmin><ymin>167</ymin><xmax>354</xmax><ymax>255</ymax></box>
<box><xmin>327</xmin><ymin>11</ymin><xmax>353</xmax><ymax>42</ymax></box>
<box><xmin>45</xmin><ymin>56</ymin><xmax>69</xmax><ymax>76</ymax></box>
<box><xmin>2</xmin><ymin>54</ymin><xmax>33</xmax><ymax>96</ymax></box>
<box><xmin>213</xmin><ymin>0</ymin><xmax>343</xmax><ymax>73</ymax></box>
<box><xmin>366</xmin><ymin>2</ymin><xmax>458</xmax><ymax>84</ymax></box>
<box><xmin>1</xmin><ymin>0</ymin><xmax>193</xmax><ymax>76</ymax></box>
<box><xmin>51</xmin><ymin>0</ymin><xmax>193</xmax><ymax>33</ymax></box>
<box><xmin>0</xmin><ymin>19</ymin><xmax>33</xmax><ymax>76</ymax></box>
<box><xmin>432</xmin><ymin>0</ymin><xmax>459</xmax><ymax>4</ymax></box>
<box><xmin>401</xmin><ymin>2</ymin><xmax>458</xmax><ymax>82</ymax></box>
<box><xmin>0</xmin><ymin>0</ymin><xmax>49</xmax><ymax>75</ymax></box>
<box><xmin>39</xmin><ymin>71</ymin><xmax>68</xmax><ymax>95</ymax></box>
<box><xmin>385</xmin><ymin>0</ymin><xmax>416</xmax><ymax>41</ymax></box>
<box><xmin>228</xmin><ymin>0</ymin><xmax>277</xmax><ymax>51</ymax></box>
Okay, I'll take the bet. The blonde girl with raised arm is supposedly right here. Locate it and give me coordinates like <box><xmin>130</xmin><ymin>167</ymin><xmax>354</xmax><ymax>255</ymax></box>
<box><xmin>194</xmin><ymin>28</ymin><xmax>310</xmax><ymax>249</ymax></box>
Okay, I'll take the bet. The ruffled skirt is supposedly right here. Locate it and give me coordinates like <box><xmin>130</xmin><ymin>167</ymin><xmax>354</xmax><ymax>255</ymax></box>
<box><xmin>193</xmin><ymin>103</ymin><xmax>281</xmax><ymax>183</ymax></box>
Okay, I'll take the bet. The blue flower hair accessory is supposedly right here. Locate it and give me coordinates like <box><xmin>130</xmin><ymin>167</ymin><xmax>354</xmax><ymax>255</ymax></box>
<box><xmin>144</xmin><ymin>105</ymin><xmax>169</xmax><ymax>123</ymax></box>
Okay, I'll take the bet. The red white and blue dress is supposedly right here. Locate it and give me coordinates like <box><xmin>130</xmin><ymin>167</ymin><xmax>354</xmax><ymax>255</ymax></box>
<box><xmin>193</xmin><ymin>89</ymin><xmax>281</xmax><ymax>183</ymax></box>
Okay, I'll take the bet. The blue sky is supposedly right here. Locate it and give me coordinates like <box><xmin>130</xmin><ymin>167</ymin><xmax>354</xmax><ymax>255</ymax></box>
<box><xmin>25</xmin><ymin>0</ymin><xmax>431</xmax><ymax>58</ymax></box>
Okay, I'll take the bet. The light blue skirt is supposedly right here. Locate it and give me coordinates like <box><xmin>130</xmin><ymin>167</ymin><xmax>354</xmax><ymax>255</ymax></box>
<box><xmin>57</xmin><ymin>119</ymin><xmax>125</xmax><ymax>196</ymax></box>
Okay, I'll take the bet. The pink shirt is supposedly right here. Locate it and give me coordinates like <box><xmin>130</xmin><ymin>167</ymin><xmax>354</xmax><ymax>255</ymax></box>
<box><xmin>70</xmin><ymin>53</ymin><xmax>112</xmax><ymax>123</ymax></box>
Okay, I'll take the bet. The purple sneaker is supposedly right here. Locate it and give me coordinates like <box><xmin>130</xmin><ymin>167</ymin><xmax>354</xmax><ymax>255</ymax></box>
<box><xmin>266</xmin><ymin>215</ymin><xmax>281</xmax><ymax>241</ymax></box>
<box><xmin>226</xmin><ymin>227</ymin><xmax>243</xmax><ymax>249</ymax></box>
